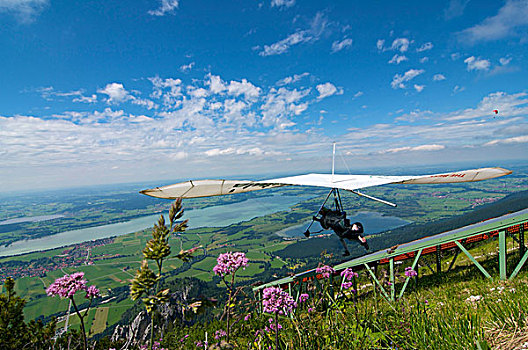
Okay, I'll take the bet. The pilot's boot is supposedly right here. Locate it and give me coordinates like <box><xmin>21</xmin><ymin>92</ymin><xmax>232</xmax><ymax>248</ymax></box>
<box><xmin>339</xmin><ymin>238</ymin><xmax>351</xmax><ymax>256</ymax></box>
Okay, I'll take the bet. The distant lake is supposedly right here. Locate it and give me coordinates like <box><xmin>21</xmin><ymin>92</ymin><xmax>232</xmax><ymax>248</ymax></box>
<box><xmin>0</xmin><ymin>194</ymin><xmax>310</xmax><ymax>257</ymax></box>
<box><xmin>276</xmin><ymin>211</ymin><xmax>411</xmax><ymax>238</ymax></box>
<box><xmin>0</xmin><ymin>215</ymin><xmax>65</xmax><ymax>225</ymax></box>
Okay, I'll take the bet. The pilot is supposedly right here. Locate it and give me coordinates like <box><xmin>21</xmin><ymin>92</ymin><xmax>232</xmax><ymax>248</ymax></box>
<box><xmin>313</xmin><ymin>207</ymin><xmax>369</xmax><ymax>254</ymax></box>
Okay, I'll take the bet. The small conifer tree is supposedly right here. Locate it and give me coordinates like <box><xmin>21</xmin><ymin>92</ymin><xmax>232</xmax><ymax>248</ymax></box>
<box><xmin>130</xmin><ymin>198</ymin><xmax>199</xmax><ymax>350</ymax></box>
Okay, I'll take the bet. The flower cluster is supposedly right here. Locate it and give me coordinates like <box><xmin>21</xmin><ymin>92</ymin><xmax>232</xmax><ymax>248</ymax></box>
<box><xmin>340</xmin><ymin>268</ymin><xmax>358</xmax><ymax>280</ymax></box>
<box><xmin>46</xmin><ymin>272</ymin><xmax>100</xmax><ymax>299</ymax></box>
<box><xmin>262</xmin><ymin>286</ymin><xmax>297</xmax><ymax>314</ymax></box>
<box><xmin>404</xmin><ymin>267</ymin><xmax>417</xmax><ymax>277</ymax></box>
<box><xmin>299</xmin><ymin>293</ymin><xmax>309</xmax><ymax>303</ymax></box>
<box><xmin>212</xmin><ymin>251</ymin><xmax>249</xmax><ymax>277</ymax></box>
<box><xmin>265</xmin><ymin>317</ymin><xmax>282</xmax><ymax>333</ymax></box>
<box><xmin>340</xmin><ymin>268</ymin><xmax>358</xmax><ymax>290</ymax></box>
<box><xmin>214</xmin><ymin>329</ymin><xmax>227</xmax><ymax>340</ymax></box>
<box><xmin>316</xmin><ymin>265</ymin><xmax>335</xmax><ymax>279</ymax></box>
<box><xmin>341</xmin><ymin>282</ymin><xmax>355</xmax><ymax>290</ymax></box>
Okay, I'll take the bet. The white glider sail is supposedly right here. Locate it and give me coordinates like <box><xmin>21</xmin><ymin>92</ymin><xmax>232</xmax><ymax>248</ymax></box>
<box><xmin>140</xmin><ymin>167</ymin><xmax>512</xmax><ymax>200</ymax></box>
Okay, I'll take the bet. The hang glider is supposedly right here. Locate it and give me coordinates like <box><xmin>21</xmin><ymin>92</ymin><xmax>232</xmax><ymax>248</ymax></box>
<box><xmin>140</xmin><ymin>167</ymin><xmax>512</xmax><ymax>201</ymax></box>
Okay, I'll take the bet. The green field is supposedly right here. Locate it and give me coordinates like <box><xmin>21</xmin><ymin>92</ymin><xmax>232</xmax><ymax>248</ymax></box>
<box><xmin>90</xmin><ymin>307</ymin><xmax>109</xmax><ymax>335</ymax></box>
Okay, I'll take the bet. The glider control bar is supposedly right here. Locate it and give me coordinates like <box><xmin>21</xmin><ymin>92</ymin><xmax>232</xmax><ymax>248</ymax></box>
<box><xmin>347</xmin><ymin>190</ymin><xmax>397</xmax><ymax>207</ymax></box>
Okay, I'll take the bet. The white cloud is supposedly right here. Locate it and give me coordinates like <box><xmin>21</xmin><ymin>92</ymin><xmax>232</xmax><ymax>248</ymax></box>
<box><xmin>259</xmin><ymin>12</ymin><xmax>328</xmax><ymax>56</ymax></box>
<box><xmin>444</xmin><ymin>0</ymin><xmax>469</xmax><ymax>20</ymax></box>
<box><xmin>394</xmin><ymin>109</ymin><xmax>433</xmax><ymax>122</ymax></box>
<box><xmin>416</xmin><ymin>42</ymin><xmax>433</xmax><ymax>52</ymax></box>
<box><xmin>0</xmin><ymin>0</ymin><xmax>48</xmax><ymax>22</ymax></box>
<box><xmin>271</xmin><ymin>0</ymin><xmax>295</xmax><ymax>8</ymax></box>
<box><xmin>148</xmin><ymin>0</ymin><xmax>179</xmax><ymax>16</ymax></box>
<box><xmin>353</xmin><ymin>91</ymin><xmax>364</xmax><ymax>99</ymax></box>
<box><xmin>276</xmin><ymin>72</ymin><xmax>309</xmax><ymax>86</ymax></box>
<box><xmin>132</xmin><ymin>98</ymin><xmax>158</xmax><ymax>110</ymax></box>
<box><xmin>36</xmin><ymin>87</ymin><xmax>98</xmax><ymax>103</ymax></box>
<box><xmin>206</xmin><ymin>74</ymin><xmax>227</xmax><ymax>94</ymax></box>
<box><xmin>382</xmin><ymin>144</ymin><xmax>445</xmax><ymax>154</ymax></box>
<box><xmin>180</xmin><ymin>62</ymin><xmax>195</xmax><ymax>72</ymax></box>
<box><xmin>500</xmin><ymin>57</ymin><xmax>512</xmax><ymax>65</ymax></box>
<box><xmin>420</xmin><ymin>57</ymin><xmax>429</xmax><ymax>63</ymax></box>
<box><xmin>129</xmin><ymin>114</ymin><xmax>154</xmax><ymax>123</ymax></box>
<box><xmin>205</xmin><ymin>146</ymin><xmax>281</xmax><ymax>158</ymax></box>
<box><xmin>390</xmin><ymin>38</ymin><xmax>410</xmax><ymax>52</ymax></box>
<box><xmin>149</xmin><ymin>76</ymin><xmax>183</xmax><ymax>108</ymax></box>
<box><xmin>388</xmin><ymin>54</ymin><xmax>408</xmax><ymax>64</ymax></box>
<box><xmin>484</xmin><ymin>135</ymin><xmax>528</xmax><ymax>146</ymax></box>
<box><xmin>260</xmin><ymin>87</ymin><xmax>311</xmax><ymax>128</ymax></box>
<box><xmin>445</xmin><ymin>91</ymin><xmax>528</xmax><ymax>121</ymax></box>
<box><xmin>433</xmin><ymin>74</ymin><xmax>446</xmax><ymax>81</ymax></box>
<box><xmin>414</xmin><ymin>84</ymin><xmax>425</xmax><ymax>92</ymax></box>
<box><xmin>73</xmin><ymin>94</ymin><xmax>98</xmax><ymax>103</ymax></box>
<box><xmin>453</xmin><ymin>85</ymin><xmax>465</xmax><ymax>94</ymax></box>
<box><xmin>3</xmin><ymin>79</ymin><xmax>528</xmax><ymax>191</ymax></box>
<box><xmin>97</xmin><ymin>83</ymin><xmax>131</xmax><ymax>104</ymax></box>
<box><xmin>187</xmin><ymin>87</ymin><xmax>209</xmax><ymax>99</ymax></box>
<box><xmin>227</xmin><ymin>79</ymin><xmax>261</xmax><ymax>100</ymax></box>
<box><xmin>391</xmin><ymin>69</ymin><xmax>424</xmax><ymax>89</ymax></box>
<box><xmin>464</xmin><ymin>56</ymin><xmax>491</xmax><ymax>71</ymax></box>
<box><xmin>376</xmin><ymin>39</ymin><xmax>385</xmax><ymax>50</ymax></box>
<box><xmin>316</xmin><ymin>82</ymin><xmax>342</xmax><ymax>99</ymax></box>
<box><xmin>259</xmin><ymin>31</ymin><xmax>312</xmax><ymax>56</ymax></box>
<box><xmin>458</xmin><ymin>0</ymin><xmax>528</xmax><ymax>43</ymax></box>
<box><xmin>331</xmin><ymin>38</ymin><xmax>352</xmax><ymax>53</ymax></box>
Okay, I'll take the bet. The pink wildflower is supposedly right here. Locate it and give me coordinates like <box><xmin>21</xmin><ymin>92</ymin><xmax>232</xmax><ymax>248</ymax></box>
<box><xmin>85</xmin><ymin>285</ymin><xmax>100</xmax><ymax>299</ymax></box>
<box><xmin>342</xmin><ymin>282</ymin><xmax>355</xmax><ymax>290</ymax></box>
<box><xmin>46</xmin><ymin>272</ymin><xmax>99</xmax><ymax>300</ymax></box>
<box><xmin>213</xmin><ymin>252</ymin><xmax>249</xmax><ymax>277</ymax></box>
<box><xmin>299</xmin><ymin>293</ymin><xmax>309</xmax><ymax>303</ymax></box>
<box><xmin>262</xmin><ymin>286</ymin><xmax>296</xmax><ymax>315</ymax></box>
<box><xmin>265</xmin><ymin>318</ymin><xmax>282</xmax><ymax>333</ymax></box>
<box><xmin>405</xmin><ymin>267</ymin><xmax>417</xmax><ymax>277</ymax></box>
<box><xmin>316</xmin><ymin>265</ymin><xmax>335</xmax><ymax>279</ymax></box>
<box><xmin>340</xmin><ymin>268</ymin><xmax>358</xmax><ymax>281</ymax></box>
<box><xmin>215</xmin><ymin>329</ymin><xmax>227</xmax><ymax>339</ymax></box>
<box><xmin>244</xmin><ymin>313</ymin><xmax>251</xmax><ymax>321</ymax></box>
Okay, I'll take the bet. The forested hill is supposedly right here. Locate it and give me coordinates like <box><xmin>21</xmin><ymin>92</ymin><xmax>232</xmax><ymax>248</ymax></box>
<box><xmin>382</xmin><ymin>189</ymin><xmax>528</xmax><ymax>244</ymax></box>
<box><xmin>278</xmin><ymin>190</ymin><xmax>528</xmax><ymax>259</ymax></box>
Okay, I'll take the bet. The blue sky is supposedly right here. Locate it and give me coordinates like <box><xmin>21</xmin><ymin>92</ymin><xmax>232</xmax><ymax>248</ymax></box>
<box><xmin>1</xmin><ymin>0</ymin><xmax>527</xmax><ymax>192</ymax></box>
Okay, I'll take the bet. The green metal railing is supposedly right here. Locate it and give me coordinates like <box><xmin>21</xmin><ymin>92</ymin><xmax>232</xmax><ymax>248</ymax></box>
<box><xmin>254</xmin><ymin>208</ymin><xmax>528</xmax><ymax>302</ymax></box>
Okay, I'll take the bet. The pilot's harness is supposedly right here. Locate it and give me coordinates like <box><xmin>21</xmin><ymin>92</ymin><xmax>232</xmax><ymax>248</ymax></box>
<box><xmin>304</xmin><ymin>188</ymin><xmax>344</xmax><ymax>236</ymax></box>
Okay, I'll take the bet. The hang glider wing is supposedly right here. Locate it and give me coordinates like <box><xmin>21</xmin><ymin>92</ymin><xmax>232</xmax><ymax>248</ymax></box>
<box><xmin>140</xmin><ymin>167</ymin><xmax>512</xmax><ymax>199</ymax></box>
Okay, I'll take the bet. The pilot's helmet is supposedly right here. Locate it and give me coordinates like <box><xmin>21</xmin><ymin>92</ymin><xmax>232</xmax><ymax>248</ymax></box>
<box><xmin>352</xmin><ymin>222</ymin><xmax>364</xmax><ymax>233</ymax></box>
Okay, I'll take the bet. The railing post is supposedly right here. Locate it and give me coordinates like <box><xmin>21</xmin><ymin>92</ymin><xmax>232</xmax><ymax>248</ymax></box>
<box><xmin>520</xmin><ymin>225</ymin><xmax>526</xmax><ymax>259</ymax></box>
<box><xmin>436</xmin><ymin>245</ymin><xmax>442</xmax><ymax>274</ymax></box>
<box><xmin>389</xmin><ymin>258</ymin><xmax>395</xmax><ymax>302</ymax></box>
<box><xmin>499</xmin><ymin>230</ymin><xmax>507</xmax><ymax>280</ymax></box>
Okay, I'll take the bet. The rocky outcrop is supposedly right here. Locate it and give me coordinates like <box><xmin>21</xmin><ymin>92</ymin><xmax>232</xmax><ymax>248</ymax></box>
<box><xmin>111</xmin><ymin>286</ymin><xmax>192</xmax><ymax>349</ymax></box>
